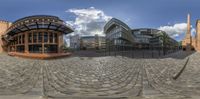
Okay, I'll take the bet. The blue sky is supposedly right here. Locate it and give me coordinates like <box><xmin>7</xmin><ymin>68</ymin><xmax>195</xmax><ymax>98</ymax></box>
<box><xmin>0</xmin><ymin>0</ymin><xmax>200</xmax><ymax>41</ymax></box>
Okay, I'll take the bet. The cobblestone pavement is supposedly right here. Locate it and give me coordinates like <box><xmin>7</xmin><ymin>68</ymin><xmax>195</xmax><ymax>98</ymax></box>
<box><xmin>0</xmin><ymin>51</ymin><xmax>200</xmax><ymax>99</ymax></box>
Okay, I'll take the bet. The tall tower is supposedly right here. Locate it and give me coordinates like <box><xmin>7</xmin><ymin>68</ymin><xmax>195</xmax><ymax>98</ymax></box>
<box><xmin>182</xmin><ymin>14</ymin><xmax>192</xmax><ymax>51</ymax></box>
<box><xmin>186</xmin><ymin>14</ymin><xmax>191</xmax><ymax>44</ymax></box>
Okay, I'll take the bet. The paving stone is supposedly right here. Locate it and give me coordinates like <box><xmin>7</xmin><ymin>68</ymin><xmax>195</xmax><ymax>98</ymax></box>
<box><xmin>0</xmin><ymin>51</ymin><xmax>200</xmax><ymax>98</ymax></box>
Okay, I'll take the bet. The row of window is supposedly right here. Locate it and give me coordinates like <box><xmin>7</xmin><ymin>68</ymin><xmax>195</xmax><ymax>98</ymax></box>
<box><xmin>10</xmin><ymin>34</ymin><xmax>25</xmax><ymax>45</ymax></box>
<box><xmin>106</xmin><ymin>27</ymin><xmax>121</xmax><ymax>37</ymax></box>
<box><xmin>10</xmin><ymin>32</ymin><xmax>58</xmax><ymax>46</ymax></box>
<box><xmin>14</xmin><ymin>44</ymin><xmax>58</xmax><ymax>53</ymax></box>
<box><xmin>29</xmin><ymin>44</ymin><xmax>58</xmax><ymax>53</ymax></box>
<box><xmin>28</xmin><ymin>32</ymin><xmax>58</xmax><ymax>44</ymax></box>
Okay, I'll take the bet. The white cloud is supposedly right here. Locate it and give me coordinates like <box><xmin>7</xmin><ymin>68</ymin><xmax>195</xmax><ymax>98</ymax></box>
<box><xmin>66</xmin><ymin>7</ymin><xmax>112</xmax><ymax>36</ymax></box>
<box><xmin>158</xmin><ymin>23</ymin><xmax>187</xmax><ymax>38</ymax></box>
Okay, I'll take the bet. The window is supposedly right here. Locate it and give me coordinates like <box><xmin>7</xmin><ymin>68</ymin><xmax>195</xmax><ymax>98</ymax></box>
<box><xmin>38</xmin><ymin>32</ymin><xmax>43</xmax><ymax>43</ymax></box>
<box><xmin>16</xmin><ymin>45</ymin><xmax>25</xmax><ymax>52</ymax></box>
<box><xmin>16</xmin><ymin>36</ymin><xmax>18</xmax><ymax>44</ymax></box>
<box><xmin>19</xmin><ymin>35</ymin><xmax>21</xmax><ymax>44</ymax></box>
<box><xmin>44</xmin><ymin>45</ymin><xmax>58</xmax><ymax>53</ymax></box>
<box><xmin>29</xmin><ymin>45</ymin><xmax>42</xmax><ymax>53</ymax></box>
<box><xmin>44</xmin><ymin>32</ymin><xmax>48</xmax><ymax>43</ymax></box>
<box><xmin>33</xmin><ymin>32</ymin><xmax>37</xmax><ymax>43</ymax></box>
<box><xmin>22</xmin><ymin>34</ymin><xmax>25</xmax><ymax>44</ymax></box>
<box><xmin>49</xmin><ymin>33</ymin><xmax>53</xmax><ymax>43</ymax></box>
<box><xmin>29</xmin><ymin>33</ymin><xmax>32</xmax><ymax>43</ymax></box>
<box><xmin>54</xmin><ymin>33</ymin><xmax>58</xmax><ymax>43</ymax></box>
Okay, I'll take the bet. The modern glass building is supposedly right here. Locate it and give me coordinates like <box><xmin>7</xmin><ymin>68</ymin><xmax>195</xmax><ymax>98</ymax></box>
<box><xmin>1</xmin><ymin>15</ymin><xmax>73</xmax><ymax>58</ymax></box>
<box><xmin>104</xmin><ymin>18</ymin><xmax>179</xmax><ymax>53</ymax></box>
<box><xmin>132</xmin><ymin>28</ymin><xmax>178</xmax><ymax>49</ymax></box>
<box><xmin>104</xmin><ymin>18</ymin><xmax>134</xmax><ymax>51</ymax></box>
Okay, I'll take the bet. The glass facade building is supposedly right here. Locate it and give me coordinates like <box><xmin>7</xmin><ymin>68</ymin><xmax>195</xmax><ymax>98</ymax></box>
<box><xmin>104</xmin><ymin>18</ymin><xmax>178</xmax><ymax>52</ymax></box>
<box><xmin>104</xmin><ymin>18</ymin><xmax>135</xmax><ymax>51</ymax></box>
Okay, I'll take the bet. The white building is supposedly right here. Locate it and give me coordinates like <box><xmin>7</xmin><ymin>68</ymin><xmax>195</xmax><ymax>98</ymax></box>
<box><xmin>70</xmin><ymin>34</ymin><xmax>80</xmax><ymax>50</ymax></box>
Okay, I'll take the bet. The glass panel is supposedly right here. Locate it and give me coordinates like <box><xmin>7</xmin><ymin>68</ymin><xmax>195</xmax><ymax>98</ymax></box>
<box><xmin>44</xmin><ymin>45</ymin><xmax>58</xmax><ymax>53</ymax></box>
<box><xmin>44</xmin><ymin>32</ymin><xmax>48</xmax><ymax>43</ymax></box>
<box><xmin>29</xmin><ymin>45</ymin><xmax>42</xmax><ymax>53</ymax></box>
<box><xmin>28</xmin><ymin>33</ymin><xmax>32</xmax><ymax>43</ymax></box>
<box><xmin>33</xmin><ymin>32</ymin><xmax>37</xmax><ymax>43</ymax></box>
<box><xmin>49</xmin><ymin>33</ymin><xmax>53</xmax><ymax>43</ymax></box>
<box><xmin>22</xmin><ymin>34</ymin><xmax>25</xmax><ymax>44</ymax></box>
<box><xmin>19</xmin><ymin>35</ymin><xmax>21</xmax><ymax>44</ymax></box>
<box><xmin>29</xmin><ymin>25</ymin><xmax>37</xmax><ymax>29</ymax></box>
<box><xmin>16</xmin><ymin>45</ymin><xmax>24</xmax><ymax>52</ymax></box>
<box><xmin>38</xmin><ymin>24</ymin><xmax>48</xmax><ymax>28</ymax></box>
<box><xmin>16</xmin><ymin>36</ymin><xmax>18</xmax><ymax>44</ymax></box>
<box><xmin>54</xmin><ymin>33</ymin><xmax>58</xmax><ymax>43</ymax></box>
<box><xmin>38</xmin><ymin>32</ymin><xmax>43</xmax><ymax>43</ymax></box>
<box><xmin>49</xmin><ymin>26</ymin><xmax>57</xmax><ymax>29</ymax></box>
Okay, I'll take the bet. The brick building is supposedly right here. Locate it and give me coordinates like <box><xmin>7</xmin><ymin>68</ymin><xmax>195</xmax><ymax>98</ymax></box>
<box><xmin>0</xmin><ymin>15</ymin><xmax>73</xmax><ymax>59</ymax></box>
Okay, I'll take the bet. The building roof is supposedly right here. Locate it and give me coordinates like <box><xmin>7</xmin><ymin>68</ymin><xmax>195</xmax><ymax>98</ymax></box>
<box><xmin>0</xmin><ymin>20</ymin><xmax>11</xmax><ymax>23</ymax></box>
<box><xmin>104</xmin><ymin>18</ymin><xmax>131</xmax><ymax>33</ymax></box>
<box><xmin>5</xmin><ymin>15</ymin><xmax>74</xmax><ymax>36</ymax></box>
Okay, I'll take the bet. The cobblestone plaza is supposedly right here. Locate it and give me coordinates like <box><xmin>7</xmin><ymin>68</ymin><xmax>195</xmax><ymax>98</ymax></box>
<box><xmin>0</xmin><ymin>51</ymin><xmax>200</xmax><ymax>99</ymax></box>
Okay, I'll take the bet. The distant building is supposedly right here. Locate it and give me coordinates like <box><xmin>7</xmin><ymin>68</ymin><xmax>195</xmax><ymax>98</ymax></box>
<box><xmin>70</xmin><ymin>34</ymin><xmax>80</xmax><ymax>50</ymax></box>
<box><xmin>104</xmin><ymin>18</ymin><xmax>178</xmax><ymax>52</ymax></box>
<box><xmin>80</xmin><ymin>34</ymin><xmax>105</xmax><ymax>50</ymax></box>
<box><xmin>132</xmin><ymin>28</ymin><xmax>178</xmax><ymax>49</ymax></box>
<box><xmin>182</xmin><ymin>14</ymin><xmax>200</xmax><ymax>51</ymax></box>
<box><xmin>104</xmin><ymin>18</ymin><xmax>134</xmax><ymax>51</ymax></box>
<box><xmin>80</xmin><ymin>36</ymin><xmax>96</xmax><ymax>50</ymax></box>
<box><xmin>70</xmin><ymin>34</ymin><xmax>105</xmax><ymax>50</ymax></box>
<box><xmin>95</xmin><ymin>35</ymin><xmax>106</xmax><ymax>50</ymax></box>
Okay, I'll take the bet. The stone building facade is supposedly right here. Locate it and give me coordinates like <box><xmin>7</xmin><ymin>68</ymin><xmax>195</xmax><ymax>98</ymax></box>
<box><xmin>182</xmin><ymin>14</ymin><xmax>200</xmax><ymax>51</ymax></box>
<box><xmin>0</xmin><ymin>20</ymin><xmax>12</xmax><ymax>53</ymax></box>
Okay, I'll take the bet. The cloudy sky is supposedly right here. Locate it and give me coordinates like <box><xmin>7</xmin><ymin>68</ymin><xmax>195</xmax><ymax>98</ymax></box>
<box><xmin>0</xmin><ymin>0</ymin><xmax>200</xmax><ymax>41</ymax></box>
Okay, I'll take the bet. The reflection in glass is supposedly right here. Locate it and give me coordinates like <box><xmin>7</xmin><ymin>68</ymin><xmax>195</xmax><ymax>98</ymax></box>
<box><xmin>44</xmin><ymin>32</ymin><xmax>48</xmax><ymax>43</ymax></box>
<box><xmin>29</xmin><ymin>45</ymin><xmax>42</xmax><ymax>53</ymax></box>
<box><xmin>44</xmin><ymin>45</ymin><xmax>58</xmax><ymax>53</ymax></box>
<box><xmin>50</xmin><ymin>33</ymin><xmax>53</xmax><ymax>43</ymax></box>
<box><xmin>38</xmin><ymin>32</ymin><xmax>42</xmax><ymax>43</ymax></box>
<box><xmin>28</xmin><ymin>33</ymin><xmax>32</xmax><ymax>43</ymax></box>
<box><xmin>19</xmin><ymin>35</ymin><xmax>21</xmax><ymax>44</ymax></box>
<box><xmin>33</xmin><ymin>32</ymin><xmax>37</xmax><ymax>43</ymax></box>
<box><xmin>54</xmin><ymin>33</ymin><xmax>58</xmax><ymax>43</ymax></box>
<box><xmin>17</xmin><ymin>45</ymin><xmax>25</xmax><ymax>52</ymax></box>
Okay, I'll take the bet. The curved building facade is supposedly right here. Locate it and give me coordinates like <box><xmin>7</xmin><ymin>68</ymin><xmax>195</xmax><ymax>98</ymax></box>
<box><xmin>104</xmin><ymin>18</ymin><xmax>134</xmax><ymax>51</ymax></box>
<box><xmin>104</xmin><ymin>18</ymin><xmax>178</xmax><ymax>53</ymax></box>
<box><xmin>1</xmin><ymin>15</ymin><xmax>73</xmax><ymax>58</ymax></box>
